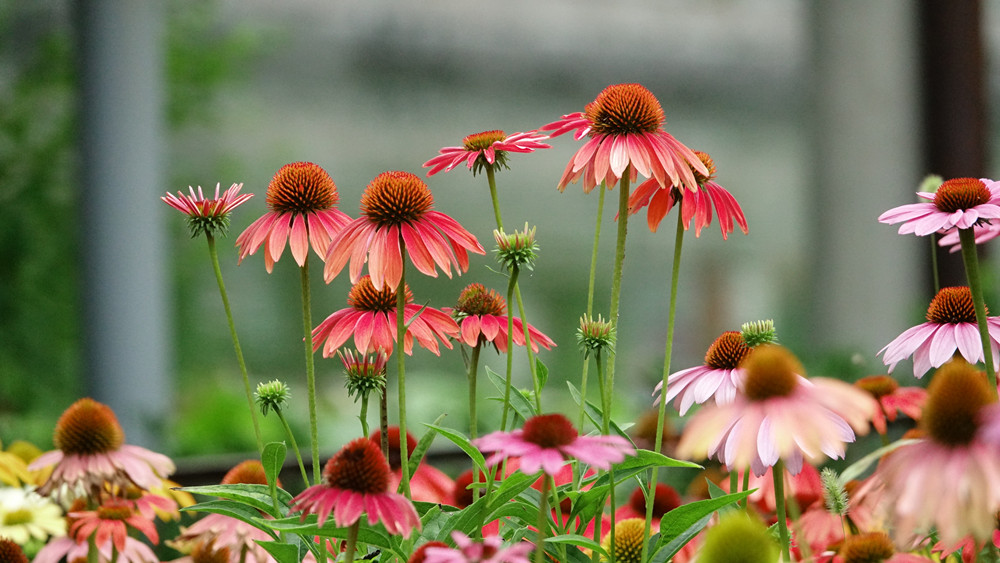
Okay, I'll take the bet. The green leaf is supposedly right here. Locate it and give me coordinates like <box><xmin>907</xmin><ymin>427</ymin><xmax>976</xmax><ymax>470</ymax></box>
<box><xmin>424</xmin><ymin>424</ymin><xmax>485</xmax><ymax>473</ymax></box>
<box><xmin>535</xmin><ymin>357</ymin><xmax>548</xmax><ymax>391</ymax></box>
<box><xmin>262</xmin><ymin>441</ymin><xmax>287</xmax><ymax>507</ymax></box>
<box><xmin>180</xmin><ymin>499</ymin><xmax>276</xmax><ymax>537</ymax></box>
<box><xmin>544</xmin><ymin>534</ymin><xmax>608</xmax><ymax>559</ymax></box>
<box><xmin>267</xmin><ymin>515</ymin><xmax>393</xmax><ymax>548</ymax></box>
<box><xmin>657</xmin><ymin>491</ymin><xmax>752</xmax><ymax>549</ymax></box>
<box><xmin>408</xmin><ymin>414</ymin><xmax>446</xmax><ymax>477</ymax></box>
<box><xmin>487</xmin><ymin>366</ymin><xmax>537</xmax><ymax>420</ymax></box>
<box><xmin>180</xmin><ymin>483</ymin><xmax>293</xmax><ymax>518</ymax></box>
<box><xmin>565</xmin><ymin>381</ymin><xmax>631</xmax><ymax>441</ymax></box>
<box><xmin>650</xmin><ymin>513</ymin><xmax>712</xmax><ymax>563</ymax></box>
<box><xmin>839</xmin><ymin>438</ymin><xmax>918</xmax><ymax>483</ymax></box>
<box><xmin>587</xmin><ymin>449</ymin><xmax>700</xmax><ymax>490</ymax></box>
<box><xmin>256</xmin><ymin>539</ymin><xmax>303</xmax><ymax>563</ymax></box>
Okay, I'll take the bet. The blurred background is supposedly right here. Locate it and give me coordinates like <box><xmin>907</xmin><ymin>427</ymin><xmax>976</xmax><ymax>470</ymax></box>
<box><xmin>2</xmin><ymin>1</ymin><xmax>998</xmax><ymax>471</ymax></box>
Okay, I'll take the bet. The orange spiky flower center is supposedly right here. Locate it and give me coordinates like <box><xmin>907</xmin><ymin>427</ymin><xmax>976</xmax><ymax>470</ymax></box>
<box><xmin>191</xmin><ymin>540</ymin><xmax>231</xmax><ymax>563</ymax></box>
<box><xmin>95</xmin><ymin>498</ymin><xmax>133</xmax><ymax>521</ymax></box>
<box><xmin>839</xmin><ymin>531</ymin><xmax>895</xmax><ymax>563</ymax></box>
<box><xmin>933</xmin><ymin>177</ymin><xmax>990</xmax><ymax>213</ymax></box>
<box><xmin>347</xmin><ymin>276</ymin><xmax>412</xmax><ymax>313</ymax></box>
<box><xmin>921</xmin><ymin>359</ymin><xmax>994</xmax><ymax>446</ymax></box>
<box><xmin>585</xmin><ymin>83</ymin><xmax>665</xmax><ymax>136</ymax></box>
<box><xmin>854</xmin><ymin>375</ymin><xmax>899</xmax><ymax>399</ymax></box>
<box><xmin>455</xmin><ymin>283</ymin><xmax>506</xmax><ymax>317</ymax></box>
<box><xmin>692</xmin><ymin>151</ymin><xmax>717</xmax><ymax>185</ymax></box>
<box><xmin>601</xmin><ymin>518</ymin><xmax>646</xmax><ymax>563</ymax></box>
<box><xmin>323</xmin><ymin>438</ymin><xmax>391</xmax><ymax>494</ymax></box>
<box><xmin>265</xmin><ymin>162</ymin><xmax>339</xmax><ymax>214</ymax></box>
<box><xmin>628</xmin><ymin>483</ymin><xmax>681</xmax><ymax>519</ymax></box>
<box><xmin>522</xmin><ymin>413</ymin><xmax>578</xmax><ymax>448</ymax></box>
<box><xmin>361</xmin><ymin>171</ymin><xmax>434</xmax><ymax>227</ymax></box>
<box><xmin>222</xmin><ymin>460</ymin><xmax>269</xmax><ymax>485</ymax></box>
<box><xmin>463</xmin><ymin>130</ymin><xmax>506</xmax><ymax>151</ymax></box>
<box><xmin>0</xmin><ymin>538</ymin><xmax>29</xmax><ymax>563</ymax></box>
<box><xmin>926</xmin><ymin>286</ymin><xmax>981</xmax><ymax>324</ymax></box>
<box><xmin>741</xmin><ymin>345</ymin><xmax>802</xmax><ymax>401</ymax></box>
<box><xmin>54</xmin><ymin>398</ymin><xmax>124</xmax><ymax>455</ymax></box>
<box><xmin>705</xmin><ymin>331</ymin><xmax>752</xmax><ymax>370</ymax></box>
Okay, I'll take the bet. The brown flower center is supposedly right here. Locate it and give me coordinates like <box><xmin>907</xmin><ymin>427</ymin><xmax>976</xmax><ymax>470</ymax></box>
<box><xmin>95</xmin><ymin>499</ymin><xmax>133</xmax><ymax>521</ymax></box>
<box><xmin>53</xmin><ymin>398</ymin><xmax>124</xmax><ymax>455</ymax></box>
<box><xmin>705</xmin><ymin>331</ymin><xmax>752</xmax><ymax>370</ymax></box>
<box><xmin>627</xmin><ymin>483</ymin><xmax>681</xmax><ymax>519</ymax></box>
<box><xmin>601</xmin><ymin>518</ymin><xmax>646</xmax><ymax>563</ymax></box>
<box><xmin>455</xmin><ymin>283</ymin><xmax>506</xmax><ymax>316</ymax></box>
<box><xmin>521</xmin><ymin>413</ymin><xmax>578</xmax><ymax>449</ymax></box>
<box><xmin>0</xmin><ymin>538</ymin><xmax>29</xmax><ymax>563</ymax></box>
<box><xmin>323</xmin><ymin>438</ymin><xmax>391</xmax><ymax>494</ymax></box>
<box><xmin>221</xmin><ymin>460</ymin><xmax>270</xmax><ymax>486</ymax></box>
<box><xmin>922</xmin><ymin>359</ymin><xmax>994</xmax><ymax>446</ymax></box>
<box><xmin>347</xmin><ymin>275</ymin><xmax>412</xmax><ymax>313</ymax></box>
<box><xmin>854</xmin><ymin>375</ymin><xmax>899</xmax><ymax>399</ymax></box>
<box><xmin>926</xmin><ymin>286</ymin><xmax>981</xmax><ymax>324</ymax></box>
<box><xmin>933</xmin><ymin>177</ymin><xmax>990</xmax><ymax>213</ymax></box>
<box><xmin>692</xmin><ymin>151</ymin><xmax>717</xmax><ymax>185</ymax></box>
<box><xmin>839</xmin><ymin>531</ymin><xmax>894</xmax><ymax>563</ymax></box>
<box><xmin>585</xmin><ymin>83</ymin><xmax>665</xmax><ymax>136</ymax></box>
<box><xmin>740</xmin><ymin>345</ymin><xmax>802</xmax><ymax>401</ymax></box>
<box><xmin>407</xmin><ymin>541</ymin><xmax>449</xmax><ymax>563</ymax></box>
<box><xmin>265</xmin><ymin>162</ymin><xmax>339</xmax><ymax>214</ymax></box>
<box><xmin>361</xmin><ymin>171</ymin><xmax>434</xmax><ymax>227</ymax></box>
<box><xmin>463</xmin><ymin>130</ymin><xmax>506</xmax><ymax>151</ymax></box>
<box><xmin>191</xmin><ymin>541</ymin><xmax>231</xmax><ymax>563</ymax></box>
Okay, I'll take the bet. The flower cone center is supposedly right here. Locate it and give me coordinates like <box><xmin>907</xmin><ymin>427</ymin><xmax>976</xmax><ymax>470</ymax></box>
<box><xmin>0</xmin><ymin>538</ymin><xmax>29</xmax><ymax>563</ymax></box>
<box><xmin>740</xmin><ymin>345</ymin><xmax>801</xmax><ymax>401</ymax></box>
<box><xmin>839</xmin><ymin>531</ymin><xmax>894</xmax><ymax>563</ymax></box>
<box><xmin>266</xmin><ymin>162</ymin><xmax>339</xmax><ymax>214</ymax></box>
<box><xmin>628</xmin><ymin>483</ymin><xmax>680</xmax><ymax>519</ymax></box>
<box><xmin>95</xmin><ymin>499</ymin><xmax>133</xmax><ymax>521</ymax></box>
<box><xmin>601</xmin><ymin>518</ymin><xmax>646</xmax><ymax>563</ymax></box>
<box><xmin>361</xmin><ymin>171</ymin><xmax>434</xmax><ymax>227</ymax></box>
<box><xmin>192</xmin><ymin>540</ymin><xmax>231</xmax><ymax>563</ymax></box>
<box><xmin>222</xmin><ymin>460</ymin><xmax>269</xmax><ymax>485</ymax></box>
<box><xmin>456</xmin><ymin>284</ymin><xmax>506</xmax><ymax>316</ymax></box>
<box><xmin>933</xmin><ymin>177</ymin><xmax>990</xmax><ymax>213</ymax></box>
<box><xmin>692</xmin><ymin>151</ymin><xmax>717</xmax><ymax>185</ymax></box>
<box><xmin>922</xmin><ymin>360</ymin><xmax>993</xmax><ymax>446</ymax></box>
<box><xmin>585</xmin><ymin>83</ymin><xmax>665</xmax><ymax>136</ymax></box>
<box><xmin>705</xmin><ymin>331</ymin><xmax>752</xmax><ymax>370</ymax></box>
<box><xmin>323</xmin><ymin>438</ymin><xmax>391</xmax><ymax>494</ymax></box>
<box><xmin>854</xmin><ymin>375</ymin><xmax>899</xmax><ymax>399</ymax></box>
<box><xmin>54</xmin><ymin>398</ymin><xmax>124</xmax><ymax>455</ymax></box>
<box><xmin>348</xmin><ymin>276</ymin><xmax>410</xmax><ymax>313</ymax></box>
<box><xmin>463</xmin><ymin>130</ymin><xmax>506</xmax><ymax>151</ymax></box>
<box><xmin>522</xmin><ymin>413</ymin><xmax>578</xmax><ymax>448</ymax></box>
<box><xmin>926</xmin><ymin>286</ymin><xmax>981</xmax><ymax>324</ymax></box>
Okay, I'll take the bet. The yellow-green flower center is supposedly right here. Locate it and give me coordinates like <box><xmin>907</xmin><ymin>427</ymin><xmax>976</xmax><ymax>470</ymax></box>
<box><xmin>462</xmin><ymin>130</ymin><xmax>506</xmax><ymax>151</ymax></box>
<box><xmin>741</xmin><ymin>345</ymin><xmax>802</xmax><ymax>401</ymax></box>
<box><xmin>2</xmin><ymin>509</ymin><xmax>33</xmax><ymax>526</ymax></box>
<box><xmin>585</xmin><ymin>83</ymin><xmax>665</xmax><ymax>136</ymax></box>
<box><xmin>601</xmin><ymin>518</ymin><xmax>646</xmax><ymax>563</ymax></box>
<box><xmin>360</xmin><ymin>171</ymin><xmax>434</xmax><ymax>227</ymax></box>
<box><xmin>53</xmin><ymin>398</ymin><xmax>124</xmax><ymax>455</ymax></box>
<box><xmin>933</xmin><ymin>177</ymin><xmax>990</xmax><ymax>213</ymax></box>
<box><xmin>265</xmin><ymin>161</ymin><xmax>339</xmax><ymax>214</ymax></box>
<box><xmin>922</xmin><ymin>359</ymin><xmax>994</xmax><ymax>446</ymax></box>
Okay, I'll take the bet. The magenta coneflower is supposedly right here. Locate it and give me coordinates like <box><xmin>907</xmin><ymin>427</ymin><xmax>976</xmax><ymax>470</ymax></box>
<box><xmin>423</xmin><ymin>532</ymin><xmax>533</xmax><ymax>563</ymax></box>
<box><xmin>656</xmin><ymin>331</ymin><xmax>751</xmax><ymax>415</ymax></box>
<box><xmin>628</xmin><ymin>151</ymin><xmax>748</xmax><ymax>239</ymax></box>
<box><xmin>290</xmin><ymin>438</ymin><xmax>420</xmax><ymax>538</ymax></box>
<box><xmin>235</xmin><ymin>162</ymin><xmax>351</xmax><ymax>273</ymax></box>
<box><xmin>312</xmin><ymin>275</ymin><xmax>460</xmax><ymax>357</ymax></box>
<box><xmin>162</xmin><ymin>182</ymin><xmax>253</xmax><ymax>238</ymax></box>
<box><xmin>69</xmin><ymin>497</ymin><xmax>159</xmax><ymax>553</ymax></box>
<box><xmin>324</xmin><ymin>171</ymin><xmax>485</xmax><ymax>291</ymax></box>
<box><xmin>878</xmin><ymin>177</ymin><xmax>1000</xmax><ymax>236</ymax></box>
<box><xmin>878</xmin><ymin>286</ymin><xmax>1000</xmax><ymax>378</ymax></box>
<box><xmin>676</xmin><ymin>345</ymin><xmax>876</xmax><ymax>476</ymax></box>
<box><xmin>938</xmin><ymin>221</ymin><xmax>1000</xmax><ymax>252</ymax></box>
<box><xmin>367</xmin><ymin>427</ymin><xmax>454</xmax><ymax>505</ymax></box>
<box><xmin>29</xmin><ymin>398</ymin><xmax>175</xmax><ymax>500</ymax></box>
<box><xmin>874</xmin><ymin>359</ymin><xmax>1000</xmax><ymax>547</ymax></box>
<box><xmin>854</xmin><ymin>375</ymin><xmax>926</xmax><ymax>435</ymax></box>
<box><xmin>474</xmin><ymin>413</ymin><xmax>635</xmax><ymax>475</ymax></box>
<box><xmin>423</xmin><ymin>130</ymin><xmax>551</xmax><ymax>177</ymax></box>
<box><xmin>449</xmin><ymin>283</ymin><xmax>555</xmax><ymax>353</ymax></box>
<box><xmin>540</xmin><ymin>83</ymin><xmax>706</xmax><ymax>194</ymax></box>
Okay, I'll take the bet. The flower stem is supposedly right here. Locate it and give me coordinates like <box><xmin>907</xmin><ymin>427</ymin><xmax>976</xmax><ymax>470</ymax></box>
<box><xmin>344</xmin><ymin>520</ymin><xmax>360</xmax><ymax>563</ymax></box>
<box><xmin>930</xmin><ymin>233</ymin><xmax>941</xmax><ymax>294</ymax></box>
<box><xmin>396</xmin><ymin>239</ymin><xmax>412</xmax><ymax>499</ymax></box>
<box><xmin>534</xmin><ymin>475</ymin><xmax>551</xmax><ymax>563</ymax></box>
<box><xmin>603</xmin><ymin>168</ymin><xmax>631</xmax><ymax>432</ymax></box>
<box><xmin>773</xmin><ymin>459</ymin><xmax>792</xmax><ymax>563</ymax></box>
<box><xmin>274</xmin><ymin>407</ymin><xmax>309</xmax><ymax>486</ymax></box>
<box><xmin>380</xmin><ymin>388</ymin><xmax>389</xmax><ymax>459</ymax></box>
<box><xmin>299</xmin><ymin>257</ymin><xmax>320</xmax><ymax>485</ymax></box>
<box><xmin>486</xmin><ymin>163</ymin><xmax>504</xmax><ymax>230</ymax></box>
<box><xmin>468</xmin><ymin>344</ymin><xmax>482</xmax><ymax>441</ymax></box>
<box><xmin>359</xmin><ymin>394</ymin><xmax>370</xmax><ymax>440</ymax></box>
<box><xmin>206</xmin><ymin>234</ymin><xmax>263</xmax><ymax>455</ymax></box>
<box><xmin>579</xmin><ymin>183</ymin><xmax>608</xmax><ymax>431</ymax></box>
<box><xmin>500</xmin><ymin>267</ymin><xmax>521</xmax><ymax>431</ymax></box>
<box><xmin>959</xmin><ymin>227</ymin><xmax>999</xmax><ymax>398</ymax></box>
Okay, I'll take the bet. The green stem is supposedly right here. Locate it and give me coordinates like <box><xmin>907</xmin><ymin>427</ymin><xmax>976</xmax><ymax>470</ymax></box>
<box><xmin>930</xmin><ymin>233</ymin><xmax>941</xmax><ymax>294</ymax></box>
<box><xmin>468</xmin><ymin>344</ymin><xmax>482</xmax><ymax>441</ymax></box>
<box><xmin>603</xmin><ymin>169</ymin><xmax>631</xmax><ymax>433</ymax></box>
<box><xmin>396</xmin><ymin>240</ymin><xmax>412</xmax><ymax>498</ymax></box>
<box><xmin>299</xmin><ymin>258</ymin><xmax>320</xmax><ymax>485</ymax></box>
<box><xmin>773</xmin><ymin>459</ymin><xmax>792</xmax><ymax>563</ymax></box>
<box><xmin>500</xmin><ymin>268</ymin><xmax>521</xmax><ymax>431</ymax></box>
<box><xmin>359</xmin><ymin>394</ymin><xmax>370</xmax><ymax>439</ymax></box>
<box><xmin>485</xmin><ymin>163</ymin><xmax>504</xmax><ymax>230</ymax></box>
<box><xmin>206</xmin><ymin>234</ymin><xmax>263</xmax><ymax>454</ymax></box>
<box><xmin>515</xmin><ymin>285</ymin><xmax>542</xmax><ymax>412</ymax></box>
<box><xmin>741</xmin><ymin>467</ymin><xmax>751</xmax><ymax>511</ymax></box>
<box><xmin>534</xmin><ymin>475</ymin><xmax>551</xmax><ymax>563</ymax></box>
<box><xmin>641</xmin><ymin>207</ymin><xmax>686</xmax><ymax>563</ymax></box>
<box><xmin>344</xmin><ymin>520</ymin><xmax>360</xmax><ymax>563</ymax></box>
<box><xmin>380</xmin><ymin>385</ymin><xmax>390</xmax><ymax>460</ymax></box>
<box><xmin>579</xmin><ymin>183</ymin><xmax>608</xmax><ymax>431</ymax></box>
<box><xmin>959</xmin><ymin>227</ymin><xmax>999</xmax><ymax>398</ymax></box>
<box><xmin>275</xmin><ymin>407</ymin><xmax>309</xmax><ymax>487</ymax></box>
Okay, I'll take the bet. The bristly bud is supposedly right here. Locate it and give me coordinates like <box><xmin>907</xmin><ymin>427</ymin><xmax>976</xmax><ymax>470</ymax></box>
<box><xmin>339</xmin><ymin>349</ymin><xmax>388</xmax><ymax>401</ymax></box>
<box><xmin>820</xmin><ymin>467</ymin><xmax>849</xmax><ymax>516</ymax></box>
<box><xmin>577</xmin><ymin>314</ymin><xmax>616</xmax><ymax>359</ymax></box>
<box><xmin>493</xmin><ymin>223</ymin><xmax>539</xmax><ymax>271</ymax></box>
<box><xmin>741</xmin><ymin>319</ymin><xmax>777</xmax><ymax>348</ymax></box>
<box><xmin>919</xmin><ymin>174</ymin><xmax>944</xmax><ymax>195</ymax></box>
<box><xmin>255</xmin><ymin>380</ymin><xmax>290</xmax><ymax>416</ymax></box>
<box><xmin>697</xmin><ymin>512</ymin><xmax>778</xmax><ymax>563</ymax></box>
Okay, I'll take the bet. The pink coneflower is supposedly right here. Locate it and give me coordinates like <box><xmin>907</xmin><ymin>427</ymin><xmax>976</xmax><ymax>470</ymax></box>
<box><xmin>474</xmin><ymin>413</ymin><xmax>635</xmax><ymax>476</ymax></box>
<box><xmin>423</xmin><ymin>532</ymin><xmax>533</xmax><ymax>563</ymax></box>
<box><xmin>629</xmin><ymin>151</ymin><xmax>748</xmax><ymax>239</ymax></box>
<box><xmin>540</xmin><ymin>83</ymin><xmax>707</xmax><ymax>194</ymax></box>
<box><xmin>854</xmin><ymin>375</ymin><xmax>926</xmax><ymax>435</ymax></box>
<box><xmin>324</xmin><ymin>171</ymin><xmax>485</xmax><ymax>291</ymax></box>
<box><xmin>33</xmin><ymin>534</ymin><xmax>159</xmax><ymax>563</ymax></box>
<box><xmin>312</xmin><ymin>275</ymin><xmax>460</xmax><ymax>357</ymax></box>
<box><xmin>290</xmin><ymin>438</ymin><xmax>420</xmax><ymax>538</ymax></box>
<box><xmin>878</xmin><ymin>177</ymin><xmax>1000</xmax><ymax>236</ymax></box>
<box><xmin>878</xmin><ymin>286</ymin><xmax>1000</xmax><ymax>378</ymax></box>
<box><xmin>676</xmin><ymin>345</ymin><xmax>877</xmax><ymax>476</ymax></box>
<box><xmin>69</xmin><ymin>497</ymin><xmax>159</xmax><ymax>553</ymax></box>
<box><xmin>938</xmin><ymin>221</ymin><xmax>1000</xmax><ymax>252</ymax></box>
<box><xmin>449</xmin><ymin>284</ymin><xmax>555</xmax><ymax>353</ymax></box>
<box><xmin>423</xmin><ymin>130</ymin><xmax>551</xmax><ymax>177</ymax></box>
<box><xmin>161</xmin><ymin>182</ymin><xmax>253</xmax><ymax>237</ymax></box>
<box><xmin>29</xmin><ymin>398</ymin><xmax>175</xmax><ymax>500</ymax></box>
<box><xmin>235</xmin><ymin>162</ymin><xmax>351</xmax><ymax>273</ymax></box>
<box><xmin>873</xmin><ymin>359</ymin><xmax>1000</xmax><ymax>547</ymax></box>
<box><xmin>655</xmin><ymin>330</ymin><xmax>751</xmax><ymax>415</ymax></box>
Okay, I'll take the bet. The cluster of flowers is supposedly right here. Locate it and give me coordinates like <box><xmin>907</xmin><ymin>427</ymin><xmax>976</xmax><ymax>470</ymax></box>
<box><xmin>7</xmin><ymin>82</ymin><xmax>1000</xmax><ymax>563</ymax></box>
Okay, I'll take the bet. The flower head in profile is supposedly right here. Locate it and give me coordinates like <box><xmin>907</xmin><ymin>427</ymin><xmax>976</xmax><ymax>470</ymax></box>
<box><xmin>474</xmin><ymin>413</ymin><xmax>635</xmax><ymax>476</ymax></box>
<box><xmin>254</xmin><ymin>379</ymin><xmax>291</xmax><ymax>417</ymax></box>
<box><xmin>878</xmin><ymin>286</ymin><xmax>1000</xmax><ymax>378</ymax></box>
<box><xmin>340</xmin><ymin>349</ymin><xmax>388</xmax><ymax>401</ymax></box>
<box><xmin>676</xmin><ymin>345</ymin><xmax>877</xmax><ymax>476</ymax></box>
<box><xmin>540</xmin><ymin>83</ymin><xmax>707</xmax><ymax>194</ymax></box>
<box><xmin>450</xmin><ymin>283</ymin><xmax>555</xmax><ymax>353</ymax></box>
<box><xmin>324</xmin><ymin>171</ymin><xmax>485</xmax><ymax>290</ymax></box>
<box><xmin>311</xmin><ymin>275</ymin><xmax>460</xmax><ymax>357</ymax></box>
<box><xmin>854</xmin><ymin>375</ymin><xmax>926</xmax><ymax>434</ymax></box>
<box><xmin>423</xmin><ymin>130</ymin><xmax>551</xmax><ymax>177</ymax></box>
<box><xmin>874</xmin><ymin>359</ymin><xmax>1000</xmax><ymax>547</ymax></box>
<box><xmin>628</xmin><ymin>151</ymin><xmax>748</xmax><ymax>239</ymax></box>
<box><xmin>878</xmin><ymin>177</ymin><xmax>1000</xmax><ymax>236</ymax></box>
<box><xmin>29</xmin><ymin>398</ymin><xmax>175</xmax><ymax>501</ymax></box>
<box><xmin>69</xmin><ymin>498</ymin><xmax>159</xmax><ymax>554</ymax></box>
<box><xmin>235</xmin><ymin>162</ymin><xmax>351</xmax><ymax>273</ymax></box>
<box><xmin>493</xmin><ymin>224</ymin><xmax>538</xmax><ymax>272</ymax></box>
<box><xmin>162</xmin><ymin>183</ymin><xmax>253</xmax><ymax>238</ymax></box>
<box><xmin>290</xmin><ymin>438</ymin><xmax>420</xmax><ymax>538</ymax></box>
<box><xmin>423</xmin><ymin>532</ymin><xmax>532</xmax><ymax>563</ymax></box>
<box><xmin>576</xmin><ymin>313</ymin><xmax>615</xmax><ymax>359</ymax></box>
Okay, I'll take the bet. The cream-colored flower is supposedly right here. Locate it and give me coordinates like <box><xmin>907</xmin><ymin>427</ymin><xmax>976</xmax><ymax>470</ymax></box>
<box><xmin>0</xmin><ymin>486</ymin><xmax>66</xmax><ymax>544</ymax></box>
